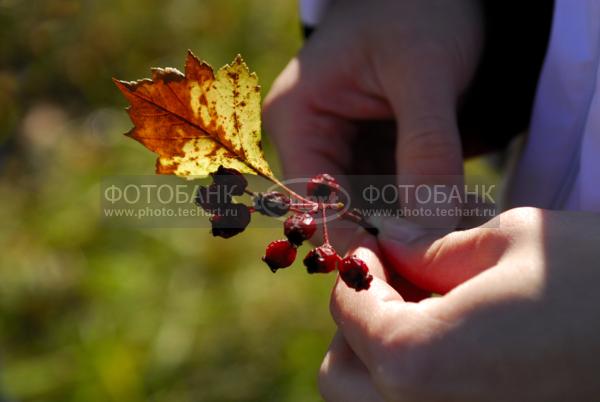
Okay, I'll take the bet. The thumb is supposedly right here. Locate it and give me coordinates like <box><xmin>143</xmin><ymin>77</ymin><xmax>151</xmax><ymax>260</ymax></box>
<box><xmin>376</xmin><ymin>216</ymin><xmax>510</xmax><ymax>294</ymax></box>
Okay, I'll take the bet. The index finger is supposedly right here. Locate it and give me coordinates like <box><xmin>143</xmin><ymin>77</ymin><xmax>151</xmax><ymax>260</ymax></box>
<box><xmin>330</xmin><ymin>236</ymin><xmax>423</xmax><ymax>373</ymax></box>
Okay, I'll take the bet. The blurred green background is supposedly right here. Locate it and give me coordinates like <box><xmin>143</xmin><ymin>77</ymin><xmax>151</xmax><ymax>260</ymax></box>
<box><xmin>0</xmin><ymin>1</ymin><xmax>341</xmax><ymax>401</ymax></box>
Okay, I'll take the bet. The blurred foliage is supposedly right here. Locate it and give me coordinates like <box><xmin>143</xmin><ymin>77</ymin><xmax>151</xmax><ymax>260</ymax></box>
<box><xmin>0</xmin><ymin>1</ymin><xmax>342</xmax><ymax>401</ymax></box>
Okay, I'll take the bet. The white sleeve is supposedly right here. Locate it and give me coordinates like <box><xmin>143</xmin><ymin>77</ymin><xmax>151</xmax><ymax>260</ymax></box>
<box><xmin>299</xmin><ymin>0</ymin><xmax>331</xmax><ymax>27</ymax></box>
<box><xmin>506</xmin><ymin>0</ymin><xmax>600</xmax><ymax>212</ymax></box>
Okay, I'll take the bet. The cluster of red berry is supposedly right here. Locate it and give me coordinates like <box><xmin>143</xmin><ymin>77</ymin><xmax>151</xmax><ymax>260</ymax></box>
<box><xmin>195</xmin><ymin>168</ymin><xmax>373</xmax><ymax>291</ymax></box>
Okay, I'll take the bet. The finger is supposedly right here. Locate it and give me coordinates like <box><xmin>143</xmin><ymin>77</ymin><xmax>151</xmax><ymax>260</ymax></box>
<box><xmin>319</xmin><ymin>332</ymin><xmax>385</xmax><ymax>402</ymax></box>
<box><xmin>263</xmin><ymin>57</ymin><xmax>393</xmax><ymax>250</ymax></box>
<box><xmin>343</xmin><ymin>232</ymin><xmax>431</xmax><ymax>302</ymax></box>
<box><xmin>330</xmin><ymin>239</ymin><xmax>421</xmax><ymax>374</ymax></box>
<box><xmin>379</xmin><ymin>51</ymin><xmax>464</xmax><ymax>228</ymax></box>
<box><xmin>392</xmin><ymin>72</ymin><xmax>463</xmax><ymax>182</ymax></box>
<box><xmin>263</xmin><ymin>55</ymin><xmax>392</xmax><ymax>181</ymax></box>
<box><xmin>376</xmin><ymin>215</ymin><xmax>510</xmax><ymax>294</ymax></box>
<box><xmin>330</xmin><ymin>233</ymin><xmax>456</xmax><ymax>396</ymax></box>
<box><xmin>262</xmin><ymin>58</ymin><xmax>361</xmax><ymax>250</ymax></box>
<box><xmin>262</xmin><ymin>59</ymin><xmax>348</xmax><ymax>179</ymax></box>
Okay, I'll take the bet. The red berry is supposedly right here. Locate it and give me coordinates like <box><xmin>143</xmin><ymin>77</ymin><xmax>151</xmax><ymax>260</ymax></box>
<box><xmin>195</xmin><ymin>184</ymin><xmax>231</xmax><ymax>214</ymax></box>
<box><xmin>284</xmin><ymin>213</ymin><xmax>317</xmax><ymax>246</ymax></box>
<box><xmin>339</xmin><ymin>256</ymin><xmax>373</xmax><ymax>291</ymax></box>
<box><xmin>307</xmin><ymin>173</ymin><xmax>340</xmax><ymax>200</ymax></box>
<box><xmin>211</xmin><ymin>166</ymin><xmax>247</xmax><ymax>196</ymax></box>
<box><xmin>210</xmin><ymin>204</ymin><xmax>251</xmax><ymax>238</ymax></box>
<box><xmin>263</xmin><ymin>240</ymin><xmax>297</xmax><ymax>272</ymax></box>
<box><xmin>303</xmin><ymin>244</ymin><xmax>339</xmax><ymax>274</ymax></box>
<box><xmin>254</xmin><ymin>192</ymin><xmax>290</xmax><ymax>217</ymax></box>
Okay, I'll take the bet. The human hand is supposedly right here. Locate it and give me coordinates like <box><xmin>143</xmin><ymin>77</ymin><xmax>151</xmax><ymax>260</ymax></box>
<box><xmin>263</xmin><ymin>0</ymin><xmax>483</xmax><ymax>205</ymax></box>
<box><xmin>320</xmin><ymin>208</ymin><xmax>600</xmax><ymax>401</ymax></box>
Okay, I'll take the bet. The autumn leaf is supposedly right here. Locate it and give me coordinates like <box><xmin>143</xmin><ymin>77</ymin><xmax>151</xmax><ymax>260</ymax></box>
<box><xmin>113</xmin><ymin>51</ymin><xmax>273</xmax><ymax>179</ymax></box>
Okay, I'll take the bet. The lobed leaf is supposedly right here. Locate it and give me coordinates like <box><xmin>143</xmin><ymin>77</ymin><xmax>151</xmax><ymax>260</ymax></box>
<box><xmin>114</xmin><ymin>51</ymin><xmax>273</xmax><ymax>179</ymax></box>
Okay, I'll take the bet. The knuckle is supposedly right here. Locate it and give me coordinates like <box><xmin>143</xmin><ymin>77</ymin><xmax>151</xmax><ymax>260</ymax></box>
<box><xmin>375</xmin><ymin>346</ymin><xmax>434</xmax><ymax>401</ymax></box>
<box><xmin>497</xmin><ymin>207</ymin><xmax>543</xmax><ymax>234</ymax></box>
<box><xmin>468</xmin><ymin>227</ymin><xmax>510</xmax><ymax>257</ymax></box>
<box><xmin>398</xmin><ymin>117</ymin><xmax>461</xmax><ymax>167</ymax></box>
<box><xmin>403</xmin><ymin>114</ymin><xmax>456</xmax><ymax>140</ymax></box>
<box><xmin>317</xmin><ymin>354</ymin><xmax>336</xmax><ymax>401</ymax></box>
<box><xmin>454</xmin><ymin>226</ymin><xmax>508</xmax><ymax>254</ymax></box>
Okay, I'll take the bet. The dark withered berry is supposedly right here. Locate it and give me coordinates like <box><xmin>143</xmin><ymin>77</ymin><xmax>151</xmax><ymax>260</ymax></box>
<box><xmin>263</xmin><ymin>240</ymin><xmax>297</xmax><ymax>272</ymax></box>
<box><xmin>254</xmin><ymin>192</ymin><xmax>291</xmax><ymax>217</ymax></box>
<box><xmin>195</xmin><ymin>184</ymin><xmax>232</xmax><ymax>214</ymax></box>
<box><xmin>284</xmin><ymin>213</ymin><xmax>317</xmax><ymax>246</ymax></box>
<box><xmin>211</xmin><ymin>166</ymin><xmax>248</xmax><ymax>196</ymax></box>
<box><xmin>210</xmin><ymin>204</ymin><xmax>251</xmax><ymax>238</ymax></box>
<box><xmin>339</xmin><ymin>256</ymin><xmax>373</xmax><ymax>291</ymax></box>
<box><xmin>303</xmin><ymin>244</ymin><xmax>339</xmax><ymax>274</ymax></box>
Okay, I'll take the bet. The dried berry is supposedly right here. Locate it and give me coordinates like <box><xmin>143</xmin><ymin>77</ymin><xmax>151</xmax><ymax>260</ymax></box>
<box><xmin>303</xmin><ymin>244</ymin><xmax>339</xmax><ymax>274</ymax></box>
<box><xmin>263</xmin><ymin>240</ymin><xmax>297</xmax><ymax>272</ymax></box>
<box><xmin>195</xmin><ymin>184</ymin><xmax>232</xmax><ymax>214</ymax></box>
<box><xmin>284</xmin><ymin>213</ymin><xmax>317</xmax><ymax>246</ymax></box>
<box><xmin>339</xmin><ymin>256</ymin><xmax>373</xmax><ymax>291</ymax></box>
<box><xmin>210</xmin><ymin>204</ymin><xmax>251</xmax><ymax>238</ymax></box>
<box><xmin>307</xmin><ymin>173</ymin><xmax>340</xmax><ymax>200</ymax></box>
<box><xmin>254</xmin><ymin>192</ymin><xmax>290</xmax><ymax>217</ymax></box>
<box><xmin>211</xmin><ymin>166</ymin><xmax>248</xmax><ymax>196</ymax></box>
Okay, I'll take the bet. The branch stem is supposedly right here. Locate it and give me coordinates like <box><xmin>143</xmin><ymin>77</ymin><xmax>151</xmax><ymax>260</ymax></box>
<box><xmin>259</xmin><ymin>172</ymin><xmax>316</xmax><ymax>205</ymax></box>
<box><xmin>258</xmin><ymin>172</ymin><xmax>378</xmax><ymax>236</ymax></box>
<box><xmin>321</xmin><ymin>206</ymin><xmax>330</xmax><ymax>245</ymax></box>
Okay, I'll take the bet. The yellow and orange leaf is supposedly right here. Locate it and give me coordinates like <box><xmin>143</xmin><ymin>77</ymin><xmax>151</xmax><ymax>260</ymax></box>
<box><xmin>113</xmin><ymin>51</ymin><xmax>273</xmax><ymax>179</ymax></box>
